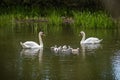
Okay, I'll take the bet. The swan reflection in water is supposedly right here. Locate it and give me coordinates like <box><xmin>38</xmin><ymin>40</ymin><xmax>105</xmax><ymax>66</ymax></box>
<box><xmin>80</xmin><ymin>43</ymin><xmax>102</xmax><ymax>57</ymax></box>
<box><xmin>112</xmin><ymin>50</ymin><xmax>120</xmax><ymax>80</ymax></box>
<box><xmin>20</xmin><ymin>48</ymin><xmax>43</xmax><ymax>62</ymax></box>
<box><xmin>19</xmin><ymin>48</ymin><xmax>43</xmax><ymax>79</ymax></box>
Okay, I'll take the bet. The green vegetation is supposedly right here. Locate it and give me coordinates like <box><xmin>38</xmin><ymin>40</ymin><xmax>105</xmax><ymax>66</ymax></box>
<box><xmin>0</xmin><ymin>0</ymin><xmax>118</xmax><ymax>29</ymax></box>
<box><xmin>72</xmin><ymin>11</ymin><xmax>114</xmax><ymax>29</ymax></box>
<box><xmin>0</xmin><ymin>7</ymin><xmax>115</xmax><ymax>29</ymax></box>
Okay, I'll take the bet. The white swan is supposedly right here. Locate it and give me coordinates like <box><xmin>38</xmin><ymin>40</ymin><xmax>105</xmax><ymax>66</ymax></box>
<box><xmin>68</xmin><ymin>46</ymin><xmax>79</xmax><ymax>55</ymax></box>
<box><xmin>20</xmin><ymin>31</ymin><xmax>44</xmax><ymax>49</ymax></box>
<box><xmin>80</xmin><ymin>31</ymin><xmax>103</xmax><ymax>44</ymax></box>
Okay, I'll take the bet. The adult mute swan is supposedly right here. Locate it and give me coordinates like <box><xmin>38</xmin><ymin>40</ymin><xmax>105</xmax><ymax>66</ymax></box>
<box><xmin>20</xmin><ymin>31</ymin><xmax>45</xmax><ymax>49</ymax></box>
<box><xmin>80</xmin><ymin>31</ymin><xmax>103</xmax><ymax>44</ymax></box>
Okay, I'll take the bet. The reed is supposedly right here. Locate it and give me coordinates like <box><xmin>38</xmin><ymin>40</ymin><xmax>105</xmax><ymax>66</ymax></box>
<box><xmin>72</xmin><ymin>11</ymin><xmax>114</xmax><ymax>29</ymax></box>
<box><xmin>47</xmin><ymin>10</ymin><xmax>62</xmax><ymax>25</ymax></box>
<box><xmin>0</xmin><ymin>7</ymin><xmax>116</xmax><ymax>29</ymax></box>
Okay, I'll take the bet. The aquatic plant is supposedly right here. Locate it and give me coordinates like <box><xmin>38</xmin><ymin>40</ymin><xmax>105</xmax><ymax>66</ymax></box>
<box><xmin>0</xmin><ymin>7</ymin><xmax>116</xmax><ymax>29</ymax></box>
<box><xmin>47</xmin><ymin>10</ymin><xmax>62</xmax><ymax>25</ymax></box>
<box><xmin>72</xmin><ymin>11</ymin><xmax>114</xmax><ymax>29</ymax></box>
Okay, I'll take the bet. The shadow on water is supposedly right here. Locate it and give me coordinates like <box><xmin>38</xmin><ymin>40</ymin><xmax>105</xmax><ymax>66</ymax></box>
<box><xmin>0</xmin><ymin>22</ymin><xmax>120</xmax><ymax>80</ymax></box>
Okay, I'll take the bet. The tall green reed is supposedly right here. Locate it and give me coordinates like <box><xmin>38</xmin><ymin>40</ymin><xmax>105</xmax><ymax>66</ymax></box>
<box><xmin>72</xmin><ymin>11</ymin><xmax>114</xmax><ymax>29</ymax></box>
<box><xmin>47</xmin><ymin>10</ymin><xmax>62</xmax><ymax>25</ymax></box>
<box><xmin>0</xmin><ymin>7</ymin><xmax>115</xmax><ymax>29</ymax></box>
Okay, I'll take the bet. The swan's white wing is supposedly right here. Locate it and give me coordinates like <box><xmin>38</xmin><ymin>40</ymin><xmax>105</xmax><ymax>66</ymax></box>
<box><xmin>23</xmin><ymin>41</ymin><xmax>40</xmax><ymax>48</ymax></box>
<box><xmin>84</xmin><ymin>37</ymin><xmax>101</xmax><ymax>43</ymax></box>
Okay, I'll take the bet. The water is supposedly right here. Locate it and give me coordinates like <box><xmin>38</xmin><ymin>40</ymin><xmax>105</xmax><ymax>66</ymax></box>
<box><xmin>0</xmin><ymin>23</ymin><xmax>120</xmax><ymax>80</ymax></box>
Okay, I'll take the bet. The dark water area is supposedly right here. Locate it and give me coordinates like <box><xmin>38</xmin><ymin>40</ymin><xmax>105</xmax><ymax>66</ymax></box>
<box><xmin>0</xmin><ymin>23</ymin><xmax>120</xmax><ymax>80</ymax></box>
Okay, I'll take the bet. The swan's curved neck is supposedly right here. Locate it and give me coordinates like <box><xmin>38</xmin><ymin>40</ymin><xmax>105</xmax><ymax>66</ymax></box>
<box><xmin>81</xmin><ymin>32</ymin><xmax>85</xmax><ymax>44</ymax></box>
<box><xmin>39</xmin><ymin>34</ymin><xmax>43</xmax><ymax>47</ymax></box>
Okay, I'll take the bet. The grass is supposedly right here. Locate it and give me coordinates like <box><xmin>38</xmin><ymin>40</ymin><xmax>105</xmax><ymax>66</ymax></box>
<box><xmin>0</xmin><ymin>7</ymin><xmax>116</xmax><ymax>29</ymax></box>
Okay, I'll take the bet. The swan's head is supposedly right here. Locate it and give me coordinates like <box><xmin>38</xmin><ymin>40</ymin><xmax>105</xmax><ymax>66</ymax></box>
<box><xmin>39</xmin><ymin>31</ymin><xmax>45</xmax><ymax>36</ymax></box>
<box><xmin>80</xmin><ymin>31</ymin><xmax>85</xmax><ymax>36</ymax></box>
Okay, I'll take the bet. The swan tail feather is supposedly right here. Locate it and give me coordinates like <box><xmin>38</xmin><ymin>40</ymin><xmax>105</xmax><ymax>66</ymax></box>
<box><xmin>99</xmin><ymin>39</ymin><xmax>103</xmax><ymax>43</ymax></box>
